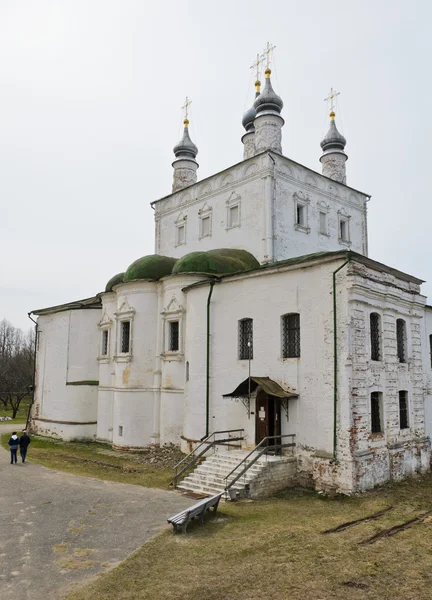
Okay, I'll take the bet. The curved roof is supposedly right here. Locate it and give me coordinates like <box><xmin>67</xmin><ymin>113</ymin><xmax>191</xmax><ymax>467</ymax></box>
<box><xmin>124</xmin><ymin>255</ymin><xmax>177</xmax><ymax>282</ymax></box>
<box><xmin>105</xmin><ymin>272</ymin><xmax>124</xmax><ymax>292</ymax></box>
<box><xmin>172</xmin><ymin>248</ymin><xmax>259</xmax><ymax>275</ymax></box>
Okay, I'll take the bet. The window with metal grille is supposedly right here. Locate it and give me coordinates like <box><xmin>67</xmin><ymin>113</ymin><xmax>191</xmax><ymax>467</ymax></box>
<box><xmin>120</xmin><ymin>321</ymin><xmax>130</xmax><ymax>353</ymax></box>
<box><xmin>399</xmin><ymin>390</ymin><xmax>409</xmax><ymax>430</ymax></box>
<box><xmin>101</xmin><ymin>330</ymin><xmax>109</xmax><ymax>356</ymax></box>
<box><xmin>282</xmin><ymin>313</ymin><xmax>300</xmax><ymax>358</ymax></box>
<box><xmin>296</xmin><ymin>204</ymin><xmax>305</xmax><ymax>226</ymax></box>
<box><xmin>371</xmin><ymin>391</ymin><xmax>383</xmax><ymax>433</ymax></box>
<box><xmin>168</xmin><ymin>321</ymin><xmax>179</xmax><ymax>352</ymax></box>
<box><xmin>370</xmin><ymin>313</ymin><xmax>381</xmax><ymax>361</ymax></box>
<box><xmin>396</xmin><ymin>319</ymin><xmax>406</xmax><ymax>363</ymax></box>
<box><xmin>238</xmin><ymin>318</ymin><xmax>253</xmax><ymax>360</ymax></box>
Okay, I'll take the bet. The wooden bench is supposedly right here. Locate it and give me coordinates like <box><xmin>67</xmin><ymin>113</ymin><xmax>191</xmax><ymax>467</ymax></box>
<box><xmin>168</xmin><ymin>492</ymin><xmax>223</xmax><ymax>533</ymax></box>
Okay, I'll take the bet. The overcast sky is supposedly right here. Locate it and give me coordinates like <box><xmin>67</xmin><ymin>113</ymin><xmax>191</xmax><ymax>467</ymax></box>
<box><xmin>1</xmin><ymin>0</ymin><xmax>431</xmax><ymax>331</ymax></box>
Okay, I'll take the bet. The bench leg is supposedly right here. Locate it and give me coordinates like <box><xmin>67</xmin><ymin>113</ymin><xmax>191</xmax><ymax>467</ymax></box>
<box><xmin>213</xmin><ymin>498</ymin><xmax>221</xmax><ymax>513</ymax></box>
<box><xmin>181</xmin><ymin>521</ymin><xmax>188</xmax><ymax>534</ymax></box>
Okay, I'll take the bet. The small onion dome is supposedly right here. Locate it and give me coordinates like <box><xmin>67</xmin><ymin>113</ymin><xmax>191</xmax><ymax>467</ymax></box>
<box><xmin>172</xmin><ymin>248</ymin><xmax>260</xmax><ymax>276</ymax></box>
<box><xmin>173</xmin><ymin>119</ymin><xmax>198</xmax><ymax>159</ymax></box>
<box><xmin>254</xmin><ymin>68</ymin><xmax>283</xmax><ymax>115</ymax></box>
<box><xmin>242</xmin><ymin>104</ymin><xmax>256</xmax><ymax>132</ymax></box>
<box><xmin>320</xmin><ymin>112</ymin><xmax>346</xmax><ymax>152</ymax></box>
<box><xmin>105</xmin><ymin>272</ymin><xmax>124</xmax><ymax>292</ymax></box>
<box><xmin>124</xmin><ymin>255</ymin><xmax>177</xmax><ymax>282</ymax></box>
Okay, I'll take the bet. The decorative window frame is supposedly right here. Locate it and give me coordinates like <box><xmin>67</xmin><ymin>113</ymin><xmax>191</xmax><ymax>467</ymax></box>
<box><xmin>175</xmin><ymin>212</ymin><xmax>187</xmax><ymax>247</ymax></box>
<box><xmin>198</xmin><ymin>202</ymin><xmax>212</xmax><ymax>239</ymax></box>
<box><xmin>293</xmin><ymin>191</ymin><xmax>310</xmax><ymax>233</ymax></box>
<box><xmin>113</xmin><ymin>300</ymin><xmax>135</xmax><ymax>362</ymax></box>
<box><xmin>161</xmin><ymin>296</ymin><xmax>185</xmax><ymax>362</ymax></box>
<box><xmin>337</xmin><ymin>208</ymin><xmax>351</xmax><ymax>246</ymax></box>
<box><xmin>226</xmin><ymin>191</ymin><xmax>241</xmax><ymax>230</ymax></box>
<box><xmin>97</xmin><ymin>310</ymin><xmax>113</xmax><ymax>363</ymax></box>
<box><xmin>317</xmin><ymin>200</ymin><xmax>330</xmax><ymax>237</ymax></box>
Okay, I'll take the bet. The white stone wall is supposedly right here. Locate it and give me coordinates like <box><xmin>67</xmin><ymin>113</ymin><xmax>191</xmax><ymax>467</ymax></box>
<box><xmin>31</xmin><ymin>308</ymin><xmax>100</xmax><ymax>441</ymax></box>
<box><xmin>153</xmin><ymin>152</ymin><xmax>368</xmax><ymax>265</ymax></box>
<box><xmin>421</xmin><ymin>307</ymin><xmax>432</xmax><ymax>439</ymax></box>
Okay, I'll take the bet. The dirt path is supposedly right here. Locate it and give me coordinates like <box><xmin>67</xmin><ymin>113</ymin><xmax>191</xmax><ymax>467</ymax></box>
<box><xmin>0</xmin><ymin>425</ymin><xmax>192</xmax><ymax>600</ymax></box>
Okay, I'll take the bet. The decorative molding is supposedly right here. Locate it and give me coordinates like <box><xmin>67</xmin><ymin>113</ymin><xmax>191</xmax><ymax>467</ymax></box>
<box><xmin>114</xmin><ymin>299</ymin><xmax>135</xmax><ymax>319</ymax></box>
<box><xmin>162</xmin><ymin>296</ymin><xmax>185</xmax><ymax>316</ymax></box>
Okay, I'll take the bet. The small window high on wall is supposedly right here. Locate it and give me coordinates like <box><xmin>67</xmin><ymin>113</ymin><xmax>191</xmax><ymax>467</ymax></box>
<box><xmin>120</xmin><ymin>321</ymin><xmax>131</xmax><ymax>353</ymax></box>
<box><xmin>371</xmin><ymin>391</ymin><xmax>383</xmax><ymax>433</ymax></box>
<box><xmin>399</xmin><ymin>390</ymin><xmax>409</xmax><ymax>430</ymax></box>
<box><xmin>238</xmin><ymin>318</ymin><xmax>253</xmax><ymax>360</ymax></box>
<box><xmin>168</xmin><ymin>321</ymin><xmax>179</xmax><ymax>352</ymax></box>
<box><xmin>101</xmin><ymin>330</ymin><xmax>109</xmax><ymax>356</ymax></box>
<box><xmin>396</xmin><ymin>319</ymin><xmax>407</xmax><ymax>363</ymax></box>
<box><xmin>370</xmin><ymin>313</ymin><xmax>381</xmax><ymax>361</ymax></box>
<box><xmin>282</xmin><ymin>313</ymin><xmax>300</xmax><ymax>358</ymax></box>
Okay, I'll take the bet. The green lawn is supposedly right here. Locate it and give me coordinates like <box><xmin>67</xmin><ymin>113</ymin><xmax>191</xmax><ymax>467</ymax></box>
<box><xmin>64</xmin><ymin>474</ymin><xmax>432</xmax><ymax>600</ymax></box>
<box><xmin>0</xmin><ymin>396</ymin><xmax>32</xmax><ymax>425</ymax></box>
<box><xmin>0</xmin><ymin>433</ymin><xmax>178</xmax><ymax>489</ymax></box>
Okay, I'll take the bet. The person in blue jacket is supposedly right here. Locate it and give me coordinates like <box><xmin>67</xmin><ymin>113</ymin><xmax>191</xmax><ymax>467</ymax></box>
<box><xmin>19</xmin><ymin>431</ymin><xmax>31</xmax><ymax>463</ymax></box>
<box><xmin>8</xmin><ymin>432</ymin><xmax>19</xmax><ymax>464</ymax></box>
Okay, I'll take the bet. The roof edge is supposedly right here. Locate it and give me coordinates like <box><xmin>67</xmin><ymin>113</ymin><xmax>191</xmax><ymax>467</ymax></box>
<box><xmin>30</xmin><ymin>296</ymin><xmax>102</xmax><ymax>316</ymax></box>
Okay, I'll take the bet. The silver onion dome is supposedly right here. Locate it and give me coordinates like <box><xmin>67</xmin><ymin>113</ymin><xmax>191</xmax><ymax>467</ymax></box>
<box><xmin>242</xmin><ymin>104</ymin><xmax>256</xmax><ymax>132</ymax></box>
<box><xmin>254</xmin><ymin>68</ymin><xmax>283</xmax><ymax>115</ymax></box>
<box><xmin>320</xmin><ymin>113</ymin><xmax>346</xmax><ymax>152</ymax></box>
<box><xmin>173</xmin><ymin>120</ymin><xmax>198</xmax><ymax>159</ymax></box>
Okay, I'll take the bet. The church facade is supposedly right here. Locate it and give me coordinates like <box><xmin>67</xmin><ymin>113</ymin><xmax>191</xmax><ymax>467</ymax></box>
<box><xmin>29</xmin><ymin>65</ymin><xmax>432</xmax><ymax>494</ymax></box>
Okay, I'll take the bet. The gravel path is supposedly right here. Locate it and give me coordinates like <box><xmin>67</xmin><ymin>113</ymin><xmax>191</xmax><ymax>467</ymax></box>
<box><xmin>0</xmin><ymin>424</ymin><xmax>192</xmax><ymax>600</ymax></box>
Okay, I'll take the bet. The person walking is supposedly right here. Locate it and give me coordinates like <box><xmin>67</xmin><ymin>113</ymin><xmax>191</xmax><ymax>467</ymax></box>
<box><xmin>19</xmin><ymin>431</ymin><xmax>31</xmax><ymax>463</ymax></box>
<box><xmin>8</xmin><ymin>432</ymin><xmax>19</xmax><ymax>464</ymax></box>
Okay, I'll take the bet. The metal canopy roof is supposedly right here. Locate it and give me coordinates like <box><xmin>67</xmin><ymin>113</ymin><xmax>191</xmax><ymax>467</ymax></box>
<box><xmin>223</xmin><ymin>377</ymin><xmax>298</xmax><ymax>399</ymax></box>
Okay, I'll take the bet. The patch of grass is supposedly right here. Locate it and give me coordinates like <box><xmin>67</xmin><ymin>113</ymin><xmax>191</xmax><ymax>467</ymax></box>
<box><xmin>0</xmin><ymin>396</ymin><xmax>32</xmax><ymax>424</ymax></box>
<box><xmin>0</xmin><ymin>433</ymin><xmax>175</xmax><ymax>489</ymax></box>
<box><xmin>66</xmin><ymin>475</ymin><xmax>432</xmax><ymax>600</ymax></box>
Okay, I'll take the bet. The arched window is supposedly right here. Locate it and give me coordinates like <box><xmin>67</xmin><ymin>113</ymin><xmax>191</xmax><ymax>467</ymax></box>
<box><xmin>281</xmin><ymin>313</ymin><xmax>300</xmax><ymax>358</ymax></box>
<box><xmin>396</xmin><ymin>319</ymin><xmax>407</xmax><ymax>363</ymax></box>
<box><xmin>238</xmin><ymin>318</ymin><xmax>253</xmax><ymax>360</ymax></box>
<box><xmin>370</xmin><ymin>313</ymin><xmax>381</xmax><ymax>361</ymax></box>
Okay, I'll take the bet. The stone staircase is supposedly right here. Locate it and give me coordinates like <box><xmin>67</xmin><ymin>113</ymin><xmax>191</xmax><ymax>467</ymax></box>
<box><xmin>177</xmin><ymin>450</ymin><xmax>270</xmax><ymax>497</ymax></box>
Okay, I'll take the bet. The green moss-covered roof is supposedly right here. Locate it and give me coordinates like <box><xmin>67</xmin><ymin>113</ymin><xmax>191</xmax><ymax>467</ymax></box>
<box><xmin>124</xmin><ymin>255</ymin><xmax>177</xmax><ymax>282</ymax></box>
<box><xmin>172</xmin><ymin>249</ymin><xmax>259</xmax><ymax>275</ymax></box>
<box><xmin>105</xmin><ymin>272</ymin><xmax>125</xmax><ymax>292</ymax></box>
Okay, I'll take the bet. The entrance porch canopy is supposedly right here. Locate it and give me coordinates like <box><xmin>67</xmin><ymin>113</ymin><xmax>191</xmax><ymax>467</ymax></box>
<box><xmin>223</xmin><ymin>377</ymin><xmax>298</xmax><ymax>399</ymax></box>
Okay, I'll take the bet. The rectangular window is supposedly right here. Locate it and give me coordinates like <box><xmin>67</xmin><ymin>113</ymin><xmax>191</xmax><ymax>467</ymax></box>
<box><xmin>370</xmin><ymin>313</ymin><xmax>381</xmax><ymax>361</ymax></box>
<box><xmin>201</xmin><ymin>215</ymin><xmax>211</xmax><ymax>237</ymax></box>
<box><xmin>168</xmin><ymin>321</ymin><xmax>179</xmax><ymax>352</ymax></box>
<box><xmin>176</xmin><ymin>224</ymin><xmax>185</xmax><ymax>245</ymax></box>
<box><xmin>396</xmin><ymin>319</ymin><xmax>406</xmax><ymax>363</ymax></box>
<box><xmin>371</xmin><ymin>392</ymin><xmax>383</xmax><ymax>433</ymax></box>
<box><xmin>238</xmin><ymin>318</ymin><xmax>253</xmax><ymax>360</ymax></box>
<box><xmin>228</xmin><ymin>205</ymin><xmax>240</xmax><ymax>228</ymax></box>
<box><xmin>319</xmin><ymin>211</ymin><xmax>327</xmax><ymax>234</ymax></box>
<box><xmin>282</xmin><ymin>313</ymin><xmax>300</xmax><ymax>358</ymax></box>
<box><xmin>101</xmin><ymin>330</ymin><xmax>109</xmax><ymax>356</ymax></box>
<box><xmin>120</xmin><ymin>321</ymin><xmax>131</xmax><ymax>353</ymax></box>
<box><xmin>340</xmin><ymin>219</ymin><xmax>348</xmax><ymax>241</ymax></box>
<box><xmin>399</xmin><ymin>391</ymin><xmax>409</xmax><ymax>430</ymax></box>
<box><xmin>296</xmin><ymin>204</ymin><xmax>305</xmax><ymax>226</ymax></box>
<box><xmin>118</xmin><ymin>426</ymin><xmax>123</xmax><ymax>437</ymax></box>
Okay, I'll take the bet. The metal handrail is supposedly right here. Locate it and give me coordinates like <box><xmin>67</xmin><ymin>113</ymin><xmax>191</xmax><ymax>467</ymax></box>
<box><xmin>173</xmin><ymin>429</ymin><xmax>244</xmax><ymax>488</ymax></box>
<box><xmin>224</xmin><ymin>434</ymin><xmax>296</xmax><ymax>491</ymax></box>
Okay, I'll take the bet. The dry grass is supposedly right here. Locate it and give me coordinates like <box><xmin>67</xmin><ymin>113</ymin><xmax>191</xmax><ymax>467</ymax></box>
<box><xmin>0</xmin><ymin>433</ymin><xmax>175</xmax><ymax>489</ymax></box>
<box><xmin>66</xmin><ymin>474</ymin><xmax>432</xmax><ymax>600</ymax></box>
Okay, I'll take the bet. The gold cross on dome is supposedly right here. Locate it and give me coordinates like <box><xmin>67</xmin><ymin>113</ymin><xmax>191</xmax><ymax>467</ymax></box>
<box><xmin>324</xmin><ymin>88</ymin><xmax>340</xmax><ymax>112</ymax></box>
<box><xmin>182</xmin><ymin>96</ymin><xmax>192</xmax><ymax>121</ymax></box>
<box><xmin>250</xmin><ymin>53</ymin><xmax>263</xmax><ymax>82</ymax></box>
<box><xmin>261</xmin><ymin>42</ymin><xmax>276</xmax><ymax>69</ymax></box>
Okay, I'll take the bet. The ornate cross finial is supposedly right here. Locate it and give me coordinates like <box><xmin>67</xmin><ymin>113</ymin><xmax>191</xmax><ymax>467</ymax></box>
<box><xmin>182</xmin><ymin>96</ymin><xmax>192</xmax><ymax>123</ymax></box>
<box><xmin>324</xmin><ymin>88</ymin><xmax>340</xmax><ymax>115</ymax></box>
<box><xmin>250</xmin><ymin>53</ymin><xmax>263</xmax><ymax>82</ymax></box>
<box><xmin>261</xmin><ymin>42</ymin><xmax>276</xmax><ymax>70</ymax></box>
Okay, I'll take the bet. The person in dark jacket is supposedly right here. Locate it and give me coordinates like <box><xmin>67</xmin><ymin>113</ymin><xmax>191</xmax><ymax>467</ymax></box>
<box><xmin>8</xmin><ymin>432</ymin><xmax>19</xmax><ymax>464</ymax></box>
<box><xmin>19</xmin><ymin>431</ymin><xmax>31</xmax><ymax>463</ymax></box>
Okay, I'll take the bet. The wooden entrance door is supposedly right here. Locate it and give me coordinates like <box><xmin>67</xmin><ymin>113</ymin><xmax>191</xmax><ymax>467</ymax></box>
<box><xmin>255</xmin><ymin>390</ymin><xmax>281</xmax><ymax>446</ymax></box>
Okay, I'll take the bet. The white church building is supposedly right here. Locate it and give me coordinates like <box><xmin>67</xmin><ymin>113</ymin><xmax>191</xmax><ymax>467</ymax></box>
<box><xmin>29</xmin><ymin>61</ymin><xmax>432</xmax><ymax>494</ymax></box>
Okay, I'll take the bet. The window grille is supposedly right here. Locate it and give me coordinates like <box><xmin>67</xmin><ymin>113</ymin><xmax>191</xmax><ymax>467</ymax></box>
<box><xmin>371</xmin><ymin>392</ymin><xmax>382</xmax><ymax>433</ymax></box>
<box><xmin>399</xmin><ymin>391</ymin><xmax>409</xmax><ymax>429</ymax></box>
<box><xmin>370</xmin><ymin>313</ymin><xmax>381</xmax><ymax>361</ymax></box>
<box><xmin>169</xmin><ymin>321</ymin><xmax>179</xmax><ymax>351</ymax></box>
<box><xmin>282</xmin><ymin>314</ymin><xmax>300</xmax><ymax>358</ymax></box>
<box><xmin>238</xmin><ymin>319</ymin><xmax>253</xmax><ymax>360</ymax></box>
<box><xmin>101</xmin><ymin>330</ymin><xmax>109</xmax><ymax>356</ymax></box>
<box><xmin>121</xmin><ymin>321</ymin><xmax>130</xmax><ymax>353</ymax></box>
<box><xmin>296</xmin><ymin>204</ymin><xmax>305</xmax><ymax>226</ymax></box>
<box><xmin>396</xmin><ymin>319</ymin><xmax>406</xmax><ymax>363</ymax></box>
